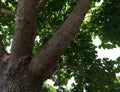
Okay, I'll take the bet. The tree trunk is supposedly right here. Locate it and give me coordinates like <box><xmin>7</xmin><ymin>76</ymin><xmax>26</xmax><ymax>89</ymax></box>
<box><xmin>1</xmin><ymin>57</ymin><xmax>43</xmax><ymax>92</ymax></box>
<box><xmin>0</xmin><ymin>0</ymin><xmax>92</xmax><ymax>92</ymax></box>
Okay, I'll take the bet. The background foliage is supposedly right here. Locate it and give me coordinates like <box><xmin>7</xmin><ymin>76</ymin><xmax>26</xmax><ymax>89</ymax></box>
<box><xmin>0</xmin><ymin>0</ymin><xmax>120</xmax><ymax>91</ymax></box>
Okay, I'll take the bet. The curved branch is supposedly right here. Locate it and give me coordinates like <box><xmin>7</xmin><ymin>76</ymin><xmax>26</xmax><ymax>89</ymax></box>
<box><xmin>36</xmin><ymin>0</ymin><xmax>48</xmax><ymax>13</ymax></box>
<box><xmin>29</xmin><ymin>0</ymin><xmax>92</xmax><ymax>80</ymax></box>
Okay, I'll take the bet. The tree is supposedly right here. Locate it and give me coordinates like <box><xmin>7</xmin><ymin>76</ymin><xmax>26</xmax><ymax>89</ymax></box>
<box><xmin>0</xmin><ymin>0</ymin><xmax>120</xmax><ymax>92</ymax></box>
<box><xmin>0</xmin><ymin>0</ymin><xmax>92</xmax><ymax>91</ymax></box>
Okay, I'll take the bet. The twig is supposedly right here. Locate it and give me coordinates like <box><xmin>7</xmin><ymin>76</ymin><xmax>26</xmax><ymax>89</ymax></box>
<box><xmin>36</xmin><ymin>0</ymin><xmax>48</xmax><ymax>12</ymax></box>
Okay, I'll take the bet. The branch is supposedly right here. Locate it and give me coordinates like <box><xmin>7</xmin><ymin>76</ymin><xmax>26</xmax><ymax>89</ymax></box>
<box><xmin>29</xmin><ymin>0</ymin><xmax>92</xmax><ymax>80</ymax></box>
<box><xmin>0</xmin><ymin>8</ymin><xmax>16</xmax><ymax>15</ymax></box>
<box><xmin>36</xmin><ymin>0</ymin><xmax>48</xmax><ymax>12</ymax></box>
<box><xmin>0</xmin><ymin>35</ymin><xmax>6</xmax><ymax>58</ymax></box>
<box><xmin>0</xmin><ymin>35</ymin><xmax>10</xmax><ymax>70</ymax></box>
<box><xmin>11</xmin><ymin>0</ymin><xmax>36</xmax><ymax>60</ymax></box>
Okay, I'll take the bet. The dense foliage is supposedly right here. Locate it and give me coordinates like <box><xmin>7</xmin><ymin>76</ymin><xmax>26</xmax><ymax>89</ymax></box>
<box><xmin>0</xmin><ymin>0</ymin><xmax>120</xmax><ymax>91</ymax></box>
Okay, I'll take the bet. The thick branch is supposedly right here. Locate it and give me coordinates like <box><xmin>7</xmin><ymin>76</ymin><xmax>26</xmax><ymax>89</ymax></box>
<box><xmin>11</xmin><ymin>0</ymin><xmax>36</xmax><ymax>60</ymax></box>
<box><xmin>29</xmin><ymin>0</ymin><xmax>92</xmax><ymax>80</ymax></box>
<box><xmin>0</xmin><ymin>8</ymin><xmax>15</xmax><ymax>15</ymax></box>
<box><xmin>36</xmin><ymin>0</ymin><xmax>48</xmax><ymax>12</ymax></box>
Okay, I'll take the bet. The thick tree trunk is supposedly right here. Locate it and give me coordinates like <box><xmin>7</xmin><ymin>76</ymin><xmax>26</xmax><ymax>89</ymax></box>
<box><xmin>0</xmin><ymin>0</ymin><xmax>92</xmax><ymax>92</ymax></box>
<box><xmin>0</xmin><ymin>0</ymin><xmax>42</xmax><ymax>91</ymax></box>
<box><xmin>1</xmin><ymin>57</ymin><xmax>44</xmax><ymax>92</ymax></box>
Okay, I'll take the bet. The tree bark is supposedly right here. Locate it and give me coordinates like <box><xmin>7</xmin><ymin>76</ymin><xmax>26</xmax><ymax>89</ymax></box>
<box><xmin>0</xmin><ymin>0</ymin><xmax>92</xmax><ymax>92</ymax></box>
<box><xmin>0</xmin><ymin>0</ymin><xmax>42</xmax><ymax>91</ymax></box>
<box><xmin>36</xmin><ymin>0</ymin><xmax>48</xmax><ymax>12</ymax></box>
<box><xmin>29</xmin><ymin>0</ymin><xmax>92</xmax><ymax>80</ymax></box>
<box><xmin>11</xmin><ymin>0</ymin><xmax>36</xmax><ymax>60</ymax></box>
<box><xmin>0</xmin><ymin>35</ymin><xmax>6</xmax><ymax>57</ymax></box>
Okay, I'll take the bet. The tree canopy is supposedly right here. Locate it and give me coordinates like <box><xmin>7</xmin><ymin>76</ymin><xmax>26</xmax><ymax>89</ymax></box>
<box><xmin>0</xmin><ymin>0</ymin><xmax>120</xmax><ymax>92</ymax></box>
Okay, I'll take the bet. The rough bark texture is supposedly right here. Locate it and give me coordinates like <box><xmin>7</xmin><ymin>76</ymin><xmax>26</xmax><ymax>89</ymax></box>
<box><xmin>0</xmin><ymin>0</ymin><xmax>42</xmax><ymax>91</ymax></box>
<box><xmin>3</xmin><ymin>55</ymin><xmax>43</xmax><ymax>92</ymax></box>
<box><xmin>11</xmin><ymin>0</ymin><xmax>36</xmax><ymax>60</ymax></box>
<box><xmin>0</xmin><ymin>0</ymin><xmax>92</xmax><ymax>92</ymax></box>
